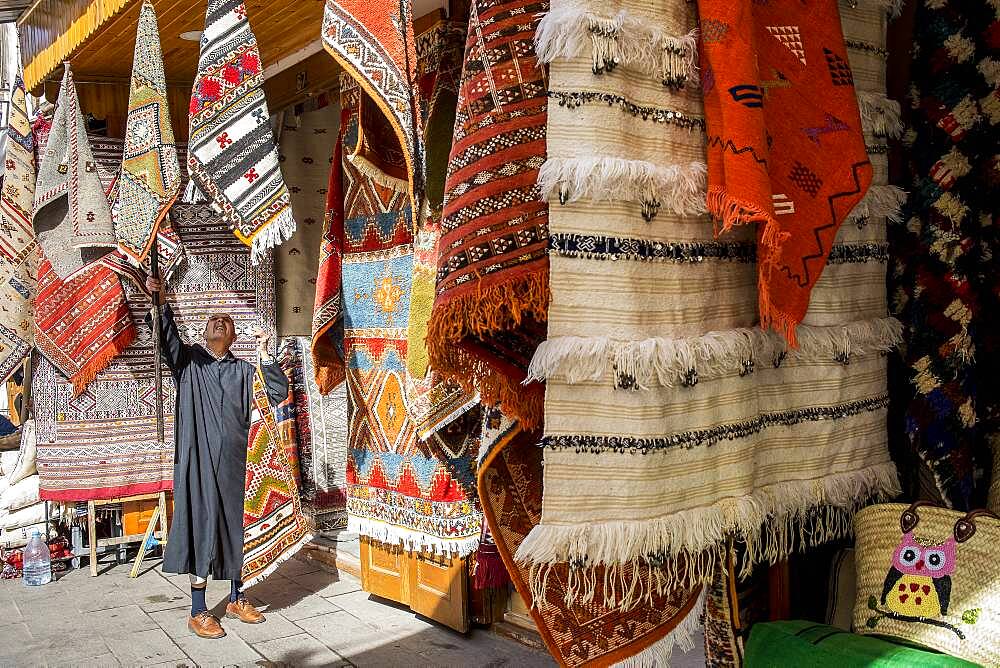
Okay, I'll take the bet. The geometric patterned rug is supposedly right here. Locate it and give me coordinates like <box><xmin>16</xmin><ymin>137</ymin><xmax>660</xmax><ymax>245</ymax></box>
<box><xmin>34</xmin><ymin>138</ymin><xmax>275</xmax><ymax>501</ymax></box>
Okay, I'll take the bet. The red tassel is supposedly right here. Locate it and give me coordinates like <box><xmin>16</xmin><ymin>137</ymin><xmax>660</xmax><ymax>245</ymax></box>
<box><xmin>473</xmin><ymin>542</ymin><xmax>510</xmax><ymax>590</ymax></box>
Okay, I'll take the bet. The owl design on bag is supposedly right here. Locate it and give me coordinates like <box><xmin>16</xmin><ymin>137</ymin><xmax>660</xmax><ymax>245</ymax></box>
<box><xmin>880</xmin><ymin>530</ymin><xmax>956</xmax><ymax>617</ymax></box>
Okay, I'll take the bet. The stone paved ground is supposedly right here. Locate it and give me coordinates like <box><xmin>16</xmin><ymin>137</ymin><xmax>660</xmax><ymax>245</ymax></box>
<box><xmin>0</xmin><ymin>555</ymin><xmax>558</xmax><ymax>667</ymax></box>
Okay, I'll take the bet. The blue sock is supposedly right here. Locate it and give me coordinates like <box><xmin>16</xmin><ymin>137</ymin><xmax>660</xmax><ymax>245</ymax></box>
<box><xmin>191</xmin><ymin>586</ymin><xmax>207</xmax><ymax>616</ymax></box>
<box><xmin>230</xmin><ymin>579</ymin><xmax>241</xmax><ymax>603</ymax></box>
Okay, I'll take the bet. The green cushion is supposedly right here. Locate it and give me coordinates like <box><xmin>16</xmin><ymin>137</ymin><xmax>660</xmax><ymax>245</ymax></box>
<box><xmin>745</xmin><ymin>621</ymin><xmax>980</xmax><ymax>667</ymax></box>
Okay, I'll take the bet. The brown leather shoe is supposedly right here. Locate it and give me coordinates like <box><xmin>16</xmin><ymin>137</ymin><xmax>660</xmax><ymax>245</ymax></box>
<box><xmin>226</xmin><ymin>596</ymin><xmax>265</xmax><ymax>624</ymax></box>
<box><xmin>188</xmin><ymin>612</ymin><xmax>226</xmax><ymax>639</ymax></box>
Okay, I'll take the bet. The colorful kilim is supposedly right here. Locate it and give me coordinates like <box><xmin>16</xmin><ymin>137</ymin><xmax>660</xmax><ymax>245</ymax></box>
<box><xmin>425</xmin><ymin>0</ymin><xmax>550</xmax><ymax>429</ymax></box>
<box><xmin>476</xmin><ymin>409</ymin><xmax>704</xmax><ymax>667</ymax></box>
<box><xmin>321</xmin><ymin>0</ymin><xmax>423</xmax><ymax>207</ymax></box>
<box><xmin>275</xmin><ymin>103</ymin><xmax>340</xmax><ymax>336</ymax></box>
<box><xmin>188</xmin><ymin>0</ymin><xmax>295</xmax><ymax>264</ymax></box>
<box><xmin>32</xmin><ymin>66</ymin><xmax>134</xmax><ymax>394</ymax></box>
<box><xmin>241</xmin><ymin>366</ymin><xmax>313</xmax><ymax>587</ymax></box>
<box><xmin>282</xmin><ymin>336</ymin><xmax>349</xmax><ymax>531</ymax></box>
<box><xmin>699</xmin><ymin>0</ymin><xmax>872</xmax><ymax>344</ymax></box>
<box><xmin>111</xmin><ymin>1</ymin><xmax>181</xmax><ymax>264</ymax></box>
<box><xmin>0</xmin><ymin>74</ymin><xmax>37</xmax><ymax>385</ymax></box>
<box><xmin>519</xmin><ymin>0</ymin><xmax>899</xmax><ymax>607</ymax></box>
<box><xmin>890</xmin><ymin>0</ymin><xmax>1000</xmax><ymax>509</ymax></box>
<box><xmin>34</xmin><ymin>138</ymin><xmax>276</xmax><ymax>501</ymax></box>
<box><xmin>333</xmin><ymin>86</ymin><xmax>480</xmax><ymax>555</ymax></box>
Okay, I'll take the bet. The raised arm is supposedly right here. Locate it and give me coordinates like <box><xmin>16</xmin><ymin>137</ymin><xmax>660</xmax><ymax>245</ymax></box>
<box><xmin>255</xmin><ymin>328</ymin><xmax>289</xmax><ymax>406</ymax></box>
<box><xmin>144</xmin><ymin>277</ymin><xmax>190</xmax><ymax>374</ymax></box>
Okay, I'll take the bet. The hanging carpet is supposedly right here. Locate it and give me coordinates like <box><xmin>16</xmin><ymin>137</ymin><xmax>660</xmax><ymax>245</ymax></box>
<box><xmin>518</xmin><ymin>0</ymin><xmax>900</xmax><ymax>603</ymax></box>
<box><xmin>34</xmin><ymin>137</ymin><xmax>276</xmax><ymax>502</ymax></box>
<box><xmin>699</xmin><ymin>0</ymin><xmax>873</xmax><ymax>343</ymax></box>
<box><xmin>241</xmin><ymin>366</ymin><xmax>313</xmax><ymax>587</ymax></box>
<box><xmin>32</xmin><ymin>65</ymin><xmax>134</xmax><ymax>395</ymax></box>
<box><xmin>0</xmin><ymin>74</ymin><xmax>37</xmax><ymax>385</ymax></box>
<box><xmin>111</xmin><ymin>1</ymin><xmax>181</xmax><ymax>265</ymax></box>
<box><xmin>188</xmin><ymin>0</ymin><xmax>295</xmax><ymax>264</ymax></box>
<box><xmin>476</xmin><ymin>409</ymin><xmax>704</xmax><ymax>667</ymax></box>
<box><xmin>281</xmin><ymin>337</ymin><xmax>349</xmax><ymax>531</ymax></box>
<box><xmin>424</xmin><ymin>0</ymin><xmax>550</xmax><ymax>429</ymax></box>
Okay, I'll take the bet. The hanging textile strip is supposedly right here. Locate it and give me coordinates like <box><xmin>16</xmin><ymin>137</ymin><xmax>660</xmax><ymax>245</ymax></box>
<box><xmin>282</xmin><ymin>337</ymin><xmax>349</xmax><ymax>531</ymax></box>
<box><xmin>425</xmin><ymin>0</ymin><xmax>550</xmax><ymax>428</ymax></box>
<box><xmin>111</xmin><ymin>1</ymin><xmax>181</xmax><ymax>264</ymax></box>
<box><xmin>518</xmin><ymin>0</ymin><xmax>899</xmax><ymax>599</ymax></box>
<box><xmin>34</xmin><ymin>137</ymin><xmax>277</xmax><ymax>501</ymax></box>
<box><xmin>188</xmin><ymin>0</ymin><xmax>295</xmax><ymax>264</ymax></box>
<box><xmin>335</xmin><ymin>86</ymin><xmax>481</xmax><ymax>556</ymax></box>
<box><xmin>0</xmin><ymin>74</ymin><xmax>38</xmax><ymax>385</ymax></box>
<box><xmin>889</xmin><ymin>0</ymin><xmax>1000</xmax><ymax>509</ymax></box>
<box><xmin>698</xmin><ymin>0</ymin><xmax>872</xmax><ymax>344</ymax></box>
<box><xmin>404</xmin><ymin>14</ymin><xmax>478</xmax><ymax>437</ymax></box>
<box><xmin>275</xmin><ymin>103</ymin><xmax>340</xmax><ymax>337</ymax></box>
<box><xmin>242</xmin><ymin>366</ymin><xmax>314</xmax><ymax>588</ymax></box>
<box><xmin>320</xmin><ymin>0</ymin><xmax>424</xmax><ymax>210</ymax></box>
<box><xmin>32</xmin><ymin>66</ymin><xmax>134</xmax><ymax>394</ymax></box>
<box><xmin>476</xmin><ymin>409</ymin><xmax>704</xmax><ymax>667</ymax></box>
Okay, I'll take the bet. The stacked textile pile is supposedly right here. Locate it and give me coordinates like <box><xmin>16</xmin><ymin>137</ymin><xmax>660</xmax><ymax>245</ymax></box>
<box><xmin>0</xmin><ymin>422</ymin><xmax>47</xmax><ymax>549</ymax></box>
<box><xmin>33</xmin><ymin>137</ymin><xmax>275</xmax><ymax>501</ymax></box>
<box><xmin>890</xmin><ymin>0</ymin><xmax>1000</xmax><ymax>509</ymax></box>
<box><xmin>513</xmin><ymin>4</ymin><xmax>901</xmax><ymax>663</ymax></box>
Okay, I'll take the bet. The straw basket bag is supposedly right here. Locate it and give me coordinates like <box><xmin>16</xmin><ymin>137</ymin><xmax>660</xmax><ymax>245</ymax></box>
<box><xmin>853</xmin><ymin>502</ymin><xmax>1000</xmax><ymax>666</ymax></box>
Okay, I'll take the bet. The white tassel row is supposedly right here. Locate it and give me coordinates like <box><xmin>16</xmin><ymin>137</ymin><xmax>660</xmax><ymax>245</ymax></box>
<box><xmin>856</xmin><ymin>90</ymin><xmax>904</xmax><ymax>139</ymax></box>
<box><xmin>347</xmin><ymin>516</ymin><xmax>481</xmax><ymax>558</ymax></box>
<box><xmin>527</xmin><ymin>317</ymin><xmax>903</xmax><ymax>388</ymax></box>
<box><xmin>538</xmin><ymin>156</ymin><xmax>708</xmax><ymax>217</ymax></box>
<box><xmin>250</xmin><ymin>205</ymin><xmax>297</xmax><ymax>266</ymax></box>
<box><xmin>347</xmin><ymin>153</ymin><xmax>409</xmax><ymax>193</ymax></box>
<box><xmin>517</xmin><ymin>463</ymin><xmax>900</xmax><ymax>609</ymax></box>
<box><xmin>535</xmin><ymin>4</ymin><xmax>698</xmax><ymax>84</ymax></box>
<box><xmin>846</xmin><ymin>184</ymin><xmax>908</xmax><ymax>226</ymax></box>
<box><xmin>612</xmin><ymin>588</ymin><xmax>706</xmax><ymax>667</ymax></box>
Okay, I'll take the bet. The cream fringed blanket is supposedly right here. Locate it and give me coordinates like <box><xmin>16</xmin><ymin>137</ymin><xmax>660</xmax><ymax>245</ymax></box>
<box><xmin>517</xmin><ymin>0</ymin><xmax>902</xmax><ymax>607</ymax></box>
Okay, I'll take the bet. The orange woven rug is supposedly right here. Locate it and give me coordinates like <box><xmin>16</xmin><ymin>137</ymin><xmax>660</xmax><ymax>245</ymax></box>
<box><xmin>698</xmin><ymin>0</ymin><xmax>871</xmax><ymax>343</ymax></box>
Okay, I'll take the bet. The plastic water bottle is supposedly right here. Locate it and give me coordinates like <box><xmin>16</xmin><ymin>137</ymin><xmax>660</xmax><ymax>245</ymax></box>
<box><xmin>22</xmin><ymin>530</ymin><xmax>51</xmax><ymax>586</ymax></box>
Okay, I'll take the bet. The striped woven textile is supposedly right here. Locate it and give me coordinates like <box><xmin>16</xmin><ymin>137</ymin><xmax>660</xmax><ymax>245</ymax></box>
<box><xmin>0</xmin><ymin>74</ymin><xmax>37</xmax><ymax>384</ymax></box>
<box><xmin>517</xmin><ymin>0</ymin><xmax>901</xmax><ymax>615</ymax></box>
<box><xmin>187</xmin><ymin>0</ymin><xmax>295</xmax><ymax>264</ymax></box>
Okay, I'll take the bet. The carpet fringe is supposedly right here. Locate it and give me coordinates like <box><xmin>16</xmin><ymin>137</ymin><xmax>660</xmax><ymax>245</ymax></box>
<box><xmin>612</xmin><ymin>588</ymin><xmax>706</xmax><ymax>668</ymax></box>
<box><xmin>516</xmin><ymin>463</ymin><xmax>900</xmax><ymax>608</ymax></box>
<box><xmin>856</xmin><ymin>91</ymin><xmax>903</xmax><ymax>139</ymax></box>
<box><xmin>347</xmin><ymin>153</ymin><xmax>409</xmax><ymax>193</ymax></box>
<box><xmin>241</xmin><ymin>529</ymin><xmax>314</xmax><ymax>590</ymax></box>
<box><xmin>348</xmin><ymin>516</ymin><xmax>481</xmax><ymax>558</ymax></box>
<box><xmin>535</xmin><ymin>4</ymin><xmax>698</xmax><ymax>86</ymax></box>
<box><xmin>528</xmin><ymin>317</ymin><xmax>901</xmax><ymax>388</ymax></box>
<box><xmin>539</xmin><ymin>156</ymin><xmax>707</xmax><ymax>219</ymax></box>
<box><xmin>845</xmin><ymin>184</ymin><xmax>907</xmax><ymax>226</ymax></box>
<box><xmin>250</xmin><ymin>206</ymin><xmax>296</xmax><ymax>266</ymax></box>
<box><xmin>70</xmin><ymin>329</ymin><xmax>136</xmax><ymax>396</ymax></box>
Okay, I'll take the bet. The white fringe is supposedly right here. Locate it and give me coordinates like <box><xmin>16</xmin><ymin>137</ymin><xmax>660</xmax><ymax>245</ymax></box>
<box><xmin>527</xmin><ymin>317</ymin><xmax>903</xmax><ymax>388</ymax></box>
<box><xmin>538</xmin><ymin>156</ymin><xmax>707</xmax><ymax>216</ymax></box>
<box><xmin>535</xmin><ymin>4</ymin><xmax>698</xmax><ymax>84</ymax></box>
<box><xmin>347</xmin><ymin>153</ymin><xmax>409</xmax><ymax>193</ymax></box>
<box><xmin>250</xmin><ymin>206</ymin><xmax>296</xmax><ymax>266</ymax></box>
<box><xmin>612</xmin><ymin>588</ymin><xmax>706</xmax><ymax>668</ymax></box>
<box><xmin>856</xmin><ymin>90</ymin><xmax>904</xmax><ymax>139</ymax></box>
<box><xmin>348</xmin><ymin>516</ymin><xmax>481</xmax><ymax>558</ymax></box>
<box><xmin>517</xmin><ymin>463</ymin><xmax>900</xmax><ymax>607</ymax></box>
<box><xmin>241</xmin><ymin>530</ymin><xmax>315</xmax><ymax>590</ymax></box>
<box><xmin>846</xmin><ymin>184</ymin><xmax>908</xmax><ymax>225</ymax></box>
<box><xmin>182</xmin><ymin>178</ymin><xmax>207</xmax><ymax>204</ymax></box>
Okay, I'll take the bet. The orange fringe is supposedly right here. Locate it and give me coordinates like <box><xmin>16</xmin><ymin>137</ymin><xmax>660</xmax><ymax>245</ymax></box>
<box><xmin>426</xmin><ymin>272</ymin><xmax>548</xmax><ymax>430</ymax></box>
<box><xmin>708</xmin><ymin>187</ymin><xmax>800</xmax><ymax>347</ymax></box>
<box><xmin>70</xmin><ymin>330</ymin><xmax>136</xmax><ymax>396</ymax></box>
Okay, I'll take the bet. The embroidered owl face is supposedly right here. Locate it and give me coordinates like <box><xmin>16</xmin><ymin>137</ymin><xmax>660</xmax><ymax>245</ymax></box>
<box><xmin>891</xmin><ymin>531</ymin><xmax>957</xmax><ymax>577</ymax></box>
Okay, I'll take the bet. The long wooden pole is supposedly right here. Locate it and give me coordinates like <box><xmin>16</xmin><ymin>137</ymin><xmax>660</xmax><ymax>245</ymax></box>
<box><xmin>149</xmin><ymin>238</ymin><xmax>164</xmax><ymax>446</ymax></box>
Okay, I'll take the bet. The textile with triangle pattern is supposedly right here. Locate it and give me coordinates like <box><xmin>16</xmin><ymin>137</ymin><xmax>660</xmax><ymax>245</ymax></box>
<box><xmin>111</xmin><ymin>1</ymin><xmax>181</xmax><ymax>264</ymax></box>
<box><xmin>242</xmin><ymin>366</ymin><xmax>313</xmax><ymax>587</ymax></box>
<box><xmin>0</xmin><ymin>73</ymin><xmax>37</xmax><ymax>384</ymax></box>
<box><xmin>699</xmin><ymin>0</ymin><xmax>872</xmax><ymax>343</ymax></box>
